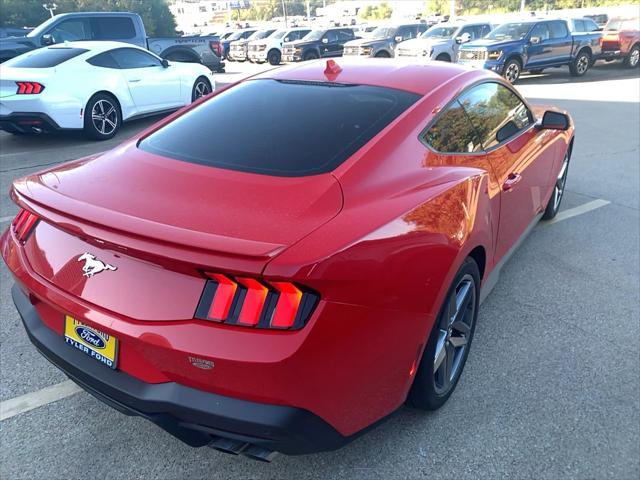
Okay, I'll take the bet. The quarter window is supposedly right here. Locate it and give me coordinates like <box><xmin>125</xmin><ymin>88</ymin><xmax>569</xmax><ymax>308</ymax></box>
<box><xmin>423</xmin><ymin>101</ymin><xmax>483</xmax><ymax>153</ymax></box>
<box><xmin>87</xmin><ymin>51</ymin><xmax>119</xmax><ymax>68</ymax></box>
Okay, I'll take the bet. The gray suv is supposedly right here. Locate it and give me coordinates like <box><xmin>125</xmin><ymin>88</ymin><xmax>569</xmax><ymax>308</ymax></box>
<box><xmin>343</xmin><ymin>23</ymin><xmax>426</xmax><ymax>58</ymax></box>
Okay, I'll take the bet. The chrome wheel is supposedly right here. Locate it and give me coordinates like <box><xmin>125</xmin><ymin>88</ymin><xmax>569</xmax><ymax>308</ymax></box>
<box><xmin>576</xmin><ymin>54</ymin><xmax>589</xmax><ymax>74</ymax></box>
<box><xmin>194</xmin><ymin>80</ymin><xmax>210</xmax><ymax>100</ymax></box>
<box><xmin>552</xmin><ymin>153</ymin><xmax>570</xmax><ymax>211</ymax></box>
<box><xmin>630</xmin><ymin>48</ymin><xmax>639</xmax><ymax>67</ymax></box>
<box><xmin>91</xmin><ymin>99</ymin><xmax>117</xmax><ymax>136</ymax></box>
<box><xmin>433</xmin><ymin>274</ymin><xmax>476</xmax><ymax>395</ymax></box>
<box><xmin>504</xmin><ymin>61</ymin><xmax>520</xmax><ymax>83</ymax></box>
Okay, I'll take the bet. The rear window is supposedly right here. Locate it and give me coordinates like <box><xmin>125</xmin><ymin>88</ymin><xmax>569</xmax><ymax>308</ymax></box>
<box><xmin>3</xmin><ymin>47</ymin><xmax>88</xmax><ymax>68</ymax></box>
<box><xmin>139</xmin><ymin>79</ymin><xmax>419</xmax><ymax>176</ymax></box>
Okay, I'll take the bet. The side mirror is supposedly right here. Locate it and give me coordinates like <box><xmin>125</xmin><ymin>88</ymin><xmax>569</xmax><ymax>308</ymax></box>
<box><xmin>538</xmin><ymin>110</ymin><xmax>570</xmax><ymax>130</ymax></box>
<box><xmin>161</xmin><ymin>58</ymin><xmax>169</xmax><ymax>68</ymax></box>
<box><xmin>530</xmin><ymin>36</ymin><xmax>540</xmax><ymax>44</ymax></box>
<box><xmin>41</xmin><ymin>34</ymin><xmax>54</xmax><ymax>46</ymax></box>
<box><xmin>322</xmin><ymin>37</ymin><xmax>328</xmax><ymax>44</ymax></box>
<box><xmin>284</xmin><ymin>37</ymin><xmax>290</xmax><ymax>42</ymax></box>
<box><xmin>456</xmin><ymin>32</ymin><xmax>471</xmax><ymax>44</ymax></box>
<box><xmin>394</xmin><ymin>35</ymin><xmax>403</xmax><ymax>43</ymax></box>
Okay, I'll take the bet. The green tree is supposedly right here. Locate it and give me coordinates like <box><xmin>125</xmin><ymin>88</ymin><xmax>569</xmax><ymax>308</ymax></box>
<box><xmin>359</xmin><ymin>2</ymin><xmax>393</xmax><ymax>20</ymax></box>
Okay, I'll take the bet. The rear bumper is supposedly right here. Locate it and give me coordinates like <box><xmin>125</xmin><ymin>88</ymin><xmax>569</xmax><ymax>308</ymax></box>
<box><xmin>0</xmin><ymin>112</ymin><xmax>65</xmax><ymax>133</ymax></box>
<box><xmin>11</xmin><ymin>283</ymin><xmax>351</xmax><ymax>454</ymax></box>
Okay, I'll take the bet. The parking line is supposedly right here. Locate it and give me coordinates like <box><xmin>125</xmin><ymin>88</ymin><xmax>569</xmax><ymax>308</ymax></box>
<box><xmin>544</xmin><ymin>199</ymin><xmax>611</xmax><ymax>225</ymax></box>
<box><xmin>0</xmin><ymin>380</ymin><xmax>82</xmax><ymax>421</ymax></box>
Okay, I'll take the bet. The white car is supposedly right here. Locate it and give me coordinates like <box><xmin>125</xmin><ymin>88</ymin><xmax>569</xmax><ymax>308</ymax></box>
<box><xmin>0</xmin><ymin>41</ymin><xmax>214</xmax><ymax>140</ymax></box>
<box><xmin>247</xmin><ymin>27</ymin><xmax>311</xmax><ymax>65</ymax></box>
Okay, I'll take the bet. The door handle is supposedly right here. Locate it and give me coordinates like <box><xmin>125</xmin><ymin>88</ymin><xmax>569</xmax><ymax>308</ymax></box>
<box><xmin>129</xmin><ymin>79</ymin><xmax>141</xmax><ymax>83</ymax></box>
<box><xmin>502</xmin><ymin>172</ymin><xmax>522</xmax><ymax>191</ymax></box>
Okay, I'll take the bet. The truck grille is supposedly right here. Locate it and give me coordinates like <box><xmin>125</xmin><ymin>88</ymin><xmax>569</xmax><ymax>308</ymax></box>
<box><xmin>283</xmin><ymin>46</ymin><xmax>296</xmax><ymax>55</ymax></box>
<box><xmin>249</xmin><ymin>44</ymin><xmax>259</xmax><ymax>51</ymax></box>
<box><xmin>459</xmin><ymin>49</ymin><xmax>487</xmax><ymax>61</ymax></box>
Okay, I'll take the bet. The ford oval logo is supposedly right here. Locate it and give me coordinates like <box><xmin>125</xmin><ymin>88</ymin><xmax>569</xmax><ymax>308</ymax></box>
<box><xmin>75</xmin><ymin>326</ymin><xmax>106</xmax><ymax>349</ymax></box>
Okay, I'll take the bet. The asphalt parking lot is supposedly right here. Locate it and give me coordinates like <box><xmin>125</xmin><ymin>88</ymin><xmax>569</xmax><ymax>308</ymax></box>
<box><xmin>0</xmin><ymin>60</ymin><xmax>639</xmax><ymax>479</ymax></box>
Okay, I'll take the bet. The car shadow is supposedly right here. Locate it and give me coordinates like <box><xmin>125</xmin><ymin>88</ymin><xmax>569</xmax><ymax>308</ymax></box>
<box><xmin>515</xmin><ymin>61</ymin><xmax>640</xmax><ymax>85</ymax></box>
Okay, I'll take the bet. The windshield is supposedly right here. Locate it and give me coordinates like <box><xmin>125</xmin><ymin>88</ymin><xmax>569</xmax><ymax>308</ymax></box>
<box><xmin>486</xmin><ymin>22</ymin><xmax>533</xmax><ymax>41</ymax></box>
<box><xmin>303</xmin><ymin>29</ymin><xmax>326</xmax><ymax>41</ymax></box>
<box><xmin>228</xmin><ymin>30</ymin><xmax>247</xmax><ymax>41</ymax></box>
<box><xmin>139</xmin><ymin>79</ymin><xmax>419</xmax><ymax>177</ymax></box>
<box><xmin>26</xmin><ymin>16</ymin><xmax>58</xmax><ymax>38</ymax></box>
<box><xmin>421</xmin><ymin>26</ymin><xmax>458</xmax><ymax>39</ymax></box>
<box><xmin>249</xmin><ymin>29</ymin><xmax>274</xmax><ymax>40</ymax></box>
<box><xmin>272</xmin><ymin>30</ymin><xmax>287</xmax><ymax>39</ymax></box>
<box><xmin>370</xmin><ymin>26</ymin><xmax>396</xmax><ymax>39</ymax></box>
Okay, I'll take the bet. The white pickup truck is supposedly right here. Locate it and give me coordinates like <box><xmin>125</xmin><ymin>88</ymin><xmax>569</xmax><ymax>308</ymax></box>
<box><xmin>247</xmin><ymin>27</ymin><xmax>311</xmax><ymax>65</ymax></box>
<box><xmin>396</xmin><ymin>21</ymin><xmax>493</xmax><ymax>62</ymax></box>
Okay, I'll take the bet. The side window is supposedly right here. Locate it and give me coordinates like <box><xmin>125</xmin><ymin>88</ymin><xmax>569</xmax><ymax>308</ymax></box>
<box><xmin>584</xmin><ymin>19</ymin><xmax>599</xmax><ymax>32</ymax></box>
<box><xmin>458</xmin><ymin>82</ymin><xmax>533</xmax><ymax>150</ymax></box>
<box><xmin>338</xmin><ymin>29</ymin><xmax>353</xmax><ymax>41</ymax></box>
<box><xmin>47</xmin><ymin>19</ymin><xmax>89</xmax><ymax>43</ymax></box>
<box><xmin>396</xmin><ymin>26</ymin><xmax>414</xmax><ymax>41</ymax></box>
<box><xmin>86</xmin><ymin>51</ymin><xmax>119</xmax><ymax>68</ymax></box>
<box><xmin>418</xmin><ymin>24</ymin><xmax>428</xmax><ymax>34</ymax></box>
<box><xmin>573</xmin><ymin>19</ymin><xmax>585</xmax><ymax>32</ymax></box>
<box><xmin>324</xmin><ymin>30</ymin><xmax>339</xmax><ymax>43</ymax></box>
<box><xmin>111</xmin><ymin>48</ymin><xmax>162</xmax><ymax>69</ymax></box>
<box><xmin>550</xmin><ymin>21</ymin><xmax>569</xmax><ymax>39</ymax></box>
<box><xmin>92</xmin><ymin>17</ymin><xmax>136</xmax><ymax>40</ymax></box>
<box><xmin>530</xmin><ymin>23</ymin><xmax>550</xmax><ymax>41</ymax></box>
<box><xmin>459</xmin><ymin>26</ymin><xmax>475</xmax><ymax>39</ymax></box>
<box><xmin>241</xmin><ymin>31</ymin><xmax>254</xmax><ymax>39</ymax></box>
<box><xmin>423</xmin><ymin>101</ymin><xmax>483</xmax><ymax>154</ymax></box>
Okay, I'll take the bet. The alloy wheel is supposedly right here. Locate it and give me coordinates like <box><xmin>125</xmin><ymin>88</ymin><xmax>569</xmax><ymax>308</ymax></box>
<box><xmin>552</xmin><ymin>153</ymin><xmax>570</xmax><ymax>211</ymax></box>
<box><xmin>91</xmin><ymin>99</ymin><xmax>117</xmax><ymax>136</ymax></box>
<box><xmin>505</xmin><ymin>62</ymin><xmax>520</xmax><ymax>82</ymax></box>
<box><xmin>194</xmin><ymin>81</ymin><xmax>210</xmax><ymax>99</ymax></box>
<box><xmin>433</xmin><ymin>274</ymin><xmax>476</xmax><ymax>395</ymax></box>
<box><xmin>630</xmin><ymin>48</ymin><xmax>639</xmax><ymax>67</ymax></box>
<box><xmin>576</xmin><ymin>54</ymin><xmax>589</xmax><ymax>74</ymax></box>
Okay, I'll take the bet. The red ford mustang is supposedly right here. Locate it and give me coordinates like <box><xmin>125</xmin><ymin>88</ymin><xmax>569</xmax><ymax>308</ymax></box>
<box><xmin>2</xmin><ymin>59</ymin><xmax>573</xmax><ymax>461</ymax></box>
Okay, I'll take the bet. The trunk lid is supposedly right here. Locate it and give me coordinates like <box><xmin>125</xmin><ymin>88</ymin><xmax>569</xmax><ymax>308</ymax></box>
<box><xmin>15</xmin><ymin>142</ymin><xmax>343</xmax><ymax>319</ymax></box>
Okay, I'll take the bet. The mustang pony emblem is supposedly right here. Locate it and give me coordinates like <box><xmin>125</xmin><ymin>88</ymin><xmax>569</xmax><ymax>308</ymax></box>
<box><xmin>78</xmin><ymin>253</ymin><xmax>117</xmax><ymax>277</ymax></box>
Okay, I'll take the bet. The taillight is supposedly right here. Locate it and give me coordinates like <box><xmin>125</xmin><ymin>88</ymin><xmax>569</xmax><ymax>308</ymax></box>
<box><xmin>16</xmin><ymin>82</ymin><xmax>45</xmax><ymax>95</ymax></box>
<box><xmin>210</xmin><ymin>40</ymin><xmax>223</xmax><ymax>57</ymax></box>
<box><xmin>195</xmin><ymin>273</ymin><xmax>318</xmax><ymax>330</ymax></box>
<box><xmin>11</xmin><ymin>209</ymin><xmax>39</xmax><ymax>242</ymax></box>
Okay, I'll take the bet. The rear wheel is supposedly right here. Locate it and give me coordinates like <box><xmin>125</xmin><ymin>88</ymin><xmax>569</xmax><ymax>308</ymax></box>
<box><xmin>624</xmin><ymin>44</ymin><xmax>640</xmax><ymax>68</ymax></box>
<box><xmin>503</xmin><ymin>58</ymin><xmax>521</xmax><ymax>83</ymax></box>
<box><xmin>191</xmin><ymin>76</ymin><xmax>212</xmax><ymax>102</ymax></box>
<box><xmin>83</xmin><ymin>93</ymin><xmax>120</xmax><ymax>141</ymax></box>
<box><xmin>408</xmin><ymin>257</ymin><xmax>480</xmax><ymax>410</ymax></box>
<box><xmin>267</xmin><ymin>49</ymin><xmax>281</xmax><ymax>65</ymax></box>
<box><xmin>569</xmin><ymin>50</ymin><xmax>591</xmax><ymax>76</ymax></box>
<box><xmin>542</xmin><ymin>150</ymin><xmax>570</xmax><ymax>220</ymax></box>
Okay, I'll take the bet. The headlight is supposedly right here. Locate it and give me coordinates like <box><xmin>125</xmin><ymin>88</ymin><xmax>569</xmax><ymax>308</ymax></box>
<box><xmin>361</xmin><ymin>47</ymin><xmax>372</xmax><ymax>55</ymax></box>
<box><xmin>295</xmin><ymin>47</ymin><xmax>302</xmax><ymax>54</ymax></box>
<box><xmin>488</xmin><ymin>50</ymin><xmax>502</xmax><ymax>60</ymax></box>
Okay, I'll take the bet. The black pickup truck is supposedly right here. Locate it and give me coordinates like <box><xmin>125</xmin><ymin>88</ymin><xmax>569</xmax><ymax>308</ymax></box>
<box><xmin>0</xmin><ymin>12</ymin><xmax>225</xmax><ymax>72</ymax></box>
<box><xmin>282</xmin><ymin>27</ymin><xmax>357</xmax><ymax>62</ymax></box>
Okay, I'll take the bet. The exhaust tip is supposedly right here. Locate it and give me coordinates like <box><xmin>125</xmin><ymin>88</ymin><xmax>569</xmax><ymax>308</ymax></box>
<box><xmin>241</xmin><ymin>444</ymin><xmax>278</xmax><ymax>462</ymax></box>
<box><xmin>208</xmin><ymin>437</ymin><xmax>248</xmax><ymax>455</ymax></box>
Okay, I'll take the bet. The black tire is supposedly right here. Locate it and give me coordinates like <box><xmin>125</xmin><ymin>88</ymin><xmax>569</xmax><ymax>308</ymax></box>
<box><xmin>375</xmin><ymin>50</ymin><xmax>391</xmax><ymax>58</ymax></box>
<box><xmin>569</xmin><ymin>50</ymin><xmax>591</xmax><ymax>76</ymax></box>
<box><xmin>83</xmin><ymin>93</ymin><xmax>121</xmax><ymax>141</ymax></box>
<box><xmin>435</xmin><ymin>53</ymin><xmax>451</xmax><ymax>62</ymax></box>
<box><xmin>623</xmin><ymin>44</ymin><xmax>640</xmax><ymax>68</ymax></box>
<box><xmin>267</xmin><ymin>49</ymin><xmax>281</xmax><ymax>65</ymax></box>
<box><xmin>502</xmin><ymin>58</ymin><xmax>522</xmax><ymax>83</ymax></box>
<box><xmin>303</xmin><ymin>51</ymin><xmax>319</xmax><ymax>61</ymax></box>
<box><xmin>408</xmin><ymin>257</ymin><xmax>480</xmax><ymax>411</ymax></box>
<box><xmin>530</xmin><ymin>69</ymin><xmax>544</xmax><ymax>74</ymax></box>
<box><xmin>191</xmin><ymin>76</ymin><xmax>212</xmax><ymax>102</ymax></box>
<box><xmin>542</xmin><ymin>149</ymin><xmax>570</xmax><ymax>220</ymax></box>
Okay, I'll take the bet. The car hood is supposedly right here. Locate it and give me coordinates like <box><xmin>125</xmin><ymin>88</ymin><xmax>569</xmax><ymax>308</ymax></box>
<box><xmin>462</xmin><ymin>38</ymin><xmax>519</xmax><ymax>49</ymax></box>
<box><xmin>13</xmin><ymin>141</ymin><xmax>344</xmax><ymax>264</ymax></box>
<box><xmin>344</xmin><ymin>38</ymin><xmax>387</xmax><ymax>48</ymax></box>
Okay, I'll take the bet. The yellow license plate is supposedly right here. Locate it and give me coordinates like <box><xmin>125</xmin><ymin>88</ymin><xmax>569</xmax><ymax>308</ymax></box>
<box><xmin>64</xmin><ymin>316</ymin><xmax>118</xmax><ymax>369</ymax></box>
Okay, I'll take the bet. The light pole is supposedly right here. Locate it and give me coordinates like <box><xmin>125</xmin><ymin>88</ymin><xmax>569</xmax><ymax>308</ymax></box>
<box><xmin>42</xmin><ymin>2</ymin><xmax>57</xmax><ymax>18</ymax></box>
<box><xmin>520</xmin><ymin>0</ymin><xmax>526</xmax><ymax>12</ymax></box>
<box><xmin>281</xmin><ymin>0</ymin><xmax>288</xmax><ymax>28</ymax></box>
